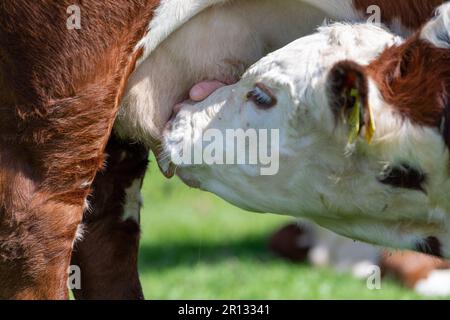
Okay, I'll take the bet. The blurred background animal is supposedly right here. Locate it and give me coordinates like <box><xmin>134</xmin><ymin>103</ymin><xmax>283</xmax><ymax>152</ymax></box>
<box><xmin>269</xmin><ymin>223</ymin><xmax>450</xmax><ymax>297</ymax></box>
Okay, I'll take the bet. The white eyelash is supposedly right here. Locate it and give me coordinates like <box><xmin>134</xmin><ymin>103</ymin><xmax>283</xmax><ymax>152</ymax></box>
<box><xmin>247</xmin><ymin>83</ymin><xmax>277</xmax><ymax>108</ymax></box>
<box><xmin>253</xmin><ymin>86</ymin><xmax>272</xmax><ymax>104</ymax></box>
<box><xmin>248</xmin><ymin>86</ymin><xmax>273</xmax><ymax>107</ymax></box>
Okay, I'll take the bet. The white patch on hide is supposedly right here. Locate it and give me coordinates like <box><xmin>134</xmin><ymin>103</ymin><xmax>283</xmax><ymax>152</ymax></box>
<box><xmin>415</xmin><ymin>269</ymin><xmax>450</xmax><ymax>297</ymax></box>
<box><xmin>122</xmin><ymin>179</ymin><xmax>144</xmax><ymax>223</ymax></box>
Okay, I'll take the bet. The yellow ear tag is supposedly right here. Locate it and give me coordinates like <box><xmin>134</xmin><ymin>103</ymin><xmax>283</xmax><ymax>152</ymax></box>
<box><xmin>347</xmin><ymin>89</ymin><xmax>360</xmax><ymax>146</ymax></box>
<box><xmin>365</xmin><ymin>102</ymin><xmax>376</xmax><ymax>145</ymax></box>
<box><xmin>347</xmin><ymin>89</ymin><xmax>376</xmax><ymax>146</ymax></box>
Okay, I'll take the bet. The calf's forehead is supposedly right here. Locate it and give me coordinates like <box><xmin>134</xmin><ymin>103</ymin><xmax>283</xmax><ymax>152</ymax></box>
<box><xmin>245</xmin><ymin>25</ymin><xmax>400</xmax><ymax>86</ymax></box>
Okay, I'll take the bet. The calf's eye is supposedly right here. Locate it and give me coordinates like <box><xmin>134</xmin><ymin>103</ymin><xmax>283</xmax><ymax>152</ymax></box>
<box><xmin>247</xmin><ymin>83</ymin><xmax>277</xmax><ymax>109</ymax></box>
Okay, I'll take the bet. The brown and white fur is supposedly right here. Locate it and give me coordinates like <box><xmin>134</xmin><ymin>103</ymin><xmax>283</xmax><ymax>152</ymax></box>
<box><xmin>117</xmin><ymin>0</ymin><xmax>447</xmax><ymax>144</ymax></box>
<box><xmin>0</xmin><ymin>0</ymin><xmax>446</xmax><ymax>299</ymax></box>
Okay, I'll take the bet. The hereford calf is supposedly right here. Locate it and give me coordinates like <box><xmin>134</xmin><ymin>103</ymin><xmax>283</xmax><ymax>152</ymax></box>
<box><xmin>161</xmin><ymin>4</ymin><xmax>450</xmax><ymax>258</ymax></box>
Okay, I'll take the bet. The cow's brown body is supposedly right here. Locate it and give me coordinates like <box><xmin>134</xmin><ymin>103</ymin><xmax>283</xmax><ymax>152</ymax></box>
<box><xmin>0</xmin><ymin>0</ymin><xmax>158</xmax><ymax>299</ymax></box>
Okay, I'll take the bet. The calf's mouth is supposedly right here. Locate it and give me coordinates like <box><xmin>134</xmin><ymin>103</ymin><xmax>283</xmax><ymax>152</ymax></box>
<box><xmin>156</xmin><ymin>80</ymin><xmax>230</xmax><ymax>178</ymax></box>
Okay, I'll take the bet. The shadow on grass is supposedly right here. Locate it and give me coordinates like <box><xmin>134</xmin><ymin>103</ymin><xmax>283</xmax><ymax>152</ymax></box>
<box><xmin>138</xmin><ymin>234</ymin><xmax>292</xmax><ymax>271</ymax></box>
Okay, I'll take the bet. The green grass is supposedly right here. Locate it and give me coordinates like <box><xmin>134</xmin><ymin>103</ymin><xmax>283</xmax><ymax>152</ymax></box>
<box><xmin>139</xmin><ymin>158</ymin><xmax>426</xmax><ymax>300</ymax></box>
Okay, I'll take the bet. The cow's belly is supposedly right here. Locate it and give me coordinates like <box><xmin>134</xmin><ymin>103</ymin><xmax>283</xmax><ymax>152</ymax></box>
<box><xmin>114</xmin><ymin>0</ymin><xmax>328</xmax><ymax>145</ymax></box>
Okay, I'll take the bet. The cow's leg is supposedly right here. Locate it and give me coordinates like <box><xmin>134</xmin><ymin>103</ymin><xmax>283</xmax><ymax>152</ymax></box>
<box><xmin>0</xmin><ymin>149</ymin><xmax>84</xmax><ymax>300</ymax></box>
<box><xmin>71</xmin><ymin>135</ymin><xmax>149</xmax><ymax>300</ymax></box>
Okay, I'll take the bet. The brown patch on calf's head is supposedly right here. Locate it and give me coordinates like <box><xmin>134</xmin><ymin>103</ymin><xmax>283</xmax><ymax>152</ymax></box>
<box><xmin>366</xmin><ymin>34</ymin><xmax>450</xmax><ymax>145</ymax></box>
<box><xmin>353</xmin><ymin>0</ymin><xmax>446</xmax><ymax>31</ymax></box>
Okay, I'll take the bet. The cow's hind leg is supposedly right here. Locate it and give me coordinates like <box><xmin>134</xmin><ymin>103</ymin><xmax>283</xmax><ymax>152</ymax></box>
<box><xmin>71</xmin><ymin>135</ymin><xmax>149</xmax><ymax>300</ymax></box>
<box><xmin>0</xmin><ymin>148</ymin><xmax>84</xmax><ymax>300</ymax></box>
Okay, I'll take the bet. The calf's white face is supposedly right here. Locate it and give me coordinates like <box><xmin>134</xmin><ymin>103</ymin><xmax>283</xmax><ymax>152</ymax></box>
<box><xmin>162</xmin><ymin>21</ymin><xmax>450</xmax><ymax>258</ymax></box>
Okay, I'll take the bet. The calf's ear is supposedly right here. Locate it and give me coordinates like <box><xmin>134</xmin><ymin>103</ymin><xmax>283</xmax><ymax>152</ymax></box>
<box><xmin>421</xmin><ymin>2</ymin><xmax>450</xmax><ymax>49</ymax></box>
<box><xmin>327</xmin><ymin>60</ymin><xmax>374</xmax><ymax>145</ymax></box>
<box><xmin>421</xmin><ymin>3</ymin><xmax>450</xmax><ymax>147</ymax></box>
